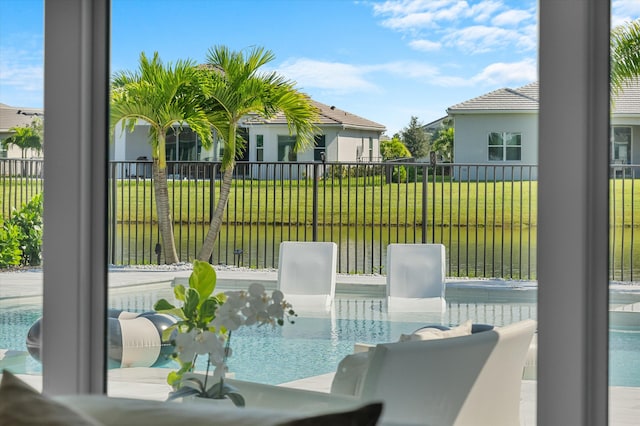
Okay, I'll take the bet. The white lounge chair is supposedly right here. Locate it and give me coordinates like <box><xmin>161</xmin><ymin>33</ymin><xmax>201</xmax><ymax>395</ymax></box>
<box><xmin>386</xmin><ymin>243</ymin><xmax>447</xmax><ymax>312</ymax></box>
<box><xmin>226</xmin><ymin>319</ymin><xmax>537</xmax><ymax>426</ymax></box>
<box><xmin>277</xmin><ymin>241</ymin><xmax>337</xmax><ymax>312</ymax></box>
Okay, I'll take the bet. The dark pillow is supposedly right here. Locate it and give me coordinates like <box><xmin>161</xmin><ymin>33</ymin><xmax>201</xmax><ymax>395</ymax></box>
<box><xmin>0</xmin><ymin>369</ymin><xmax>99</xmax><ymax>425</ymax></box>
<box><xmin>277</xmin><ymin>402</ymin><xmax>383</xmax><ymax>426</ymax></box>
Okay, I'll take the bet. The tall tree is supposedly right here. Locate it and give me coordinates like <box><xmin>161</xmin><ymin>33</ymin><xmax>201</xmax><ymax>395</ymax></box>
<box><xmin>401</xmin><ymin>116</ymin><xmax>429</xmax><ymax>158</ymax></box>
<box><xmin>2</xmin><ymin>118</ymin><xmax>43</xmax><ymax>158</ymax></box>
<box><xmin>196</xmin><ymin>45</ymin><xmax>319</xmax><ymax>262</ymax></box>
<box><xmin>611</xmin><ymin>19</ymin><xmax>640</xmax><ymax>95</ymax></box>
<box><xmin>111</xmin><ymin>52</ymin><xmax>212</xmax><ymax>264</ymax></box>
<box><xmin>431</xmin><ymin>126</ymin><xmax>454</xmax><ymax>162</ymax></box>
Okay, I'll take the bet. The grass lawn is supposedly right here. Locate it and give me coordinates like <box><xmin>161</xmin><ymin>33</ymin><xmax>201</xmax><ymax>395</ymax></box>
<box><xmin>2</xmin><ymin>177</ymin><xmax>638</xmax><ymax>227</ymax></box>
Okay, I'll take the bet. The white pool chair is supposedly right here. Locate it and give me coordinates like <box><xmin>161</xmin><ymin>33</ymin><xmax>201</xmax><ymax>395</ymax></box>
<box><xmin>226</xmin><ymin>319</ymin><xmax>537</xmax><ymax>426</ymax></box>
<box><xmin>386</xmin><ymin>243</ymin><xmax>447</xmax><ymax>312</ymax></box>
<box><xmin>277</xmin><ymin>241</ymin><xmax>337</xmax><ymax>312</ymax></box>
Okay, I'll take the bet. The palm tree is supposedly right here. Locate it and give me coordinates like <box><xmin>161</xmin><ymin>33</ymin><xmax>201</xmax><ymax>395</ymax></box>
<box><xmin>611</xmin><ymin>19</ymin><xmax>640</xmax><ymax>95</ymax></box>
<box><xmin>3</xmin><ymin>120</ymin><xmax>42</xmax><ymax>158</ymax></box>
<box><xmin>111</xmin><ymin>52</ymin><xmax>212</xmax><ymax>264</ymax></box>
<box><xmin>196</xmin><ymin>45</ymin><xmax>319</xmax><ymax>262</ymax></box>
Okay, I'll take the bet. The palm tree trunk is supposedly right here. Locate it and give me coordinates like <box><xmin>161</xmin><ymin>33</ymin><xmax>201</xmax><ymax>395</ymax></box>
<box><xmin>196</xmin><ymin>164</ymin><xmax>235</xmax><ymax>262</ymax></box>
<box><xmin>152</xmin><ymin>160</ymin><xmax>179</xmax><ymax>264</ymax></box>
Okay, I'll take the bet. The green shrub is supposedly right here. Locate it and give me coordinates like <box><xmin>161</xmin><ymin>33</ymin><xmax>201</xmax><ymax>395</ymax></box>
<box><xmin>3</xmin><ymin>193</ymin><xmax>43</xmax><ymax>267</ymax></box>
<box><xmin>0</xmin><ymin>222</ymin><xmax>22</xmax><ymax>268</ymax></box>
<box><xmin>393</xmin><ymin>166</ymin><xmax>407</xmax><ymax>183</ymax></box>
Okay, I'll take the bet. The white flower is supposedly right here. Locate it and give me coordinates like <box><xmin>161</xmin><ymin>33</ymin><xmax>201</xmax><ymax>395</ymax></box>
<box><xmin>174</xmin><ymin>330</ymin><xmax>198</xmax><ymax>363</ymax></box>
<box><xmin>248</xmin><ymin>282</ymin><xmax>265</xmax><ymax>297</ymax></box>
<box><xmin>267</xmin><ymin>302</ymin><xmax>284</xmax><ymax>319</ymax></box>
<box><xmin>271</xmin><ymin>290</ymin><xmax>284</xmax><ymax>304</ymax></box>
<box><xmin>175</xmin><ymin>330</ymin><xmax>225</xmax><ymax>364</ymax></box>
<box><xmin>211</xmin><ymin>301</ymin><xmax>244</xmax><ymax>331</ymax></box>
<box><xmin>210</xmin><ymin>357</ymin><xmax>227</xmax><ymax>382</ymax></box>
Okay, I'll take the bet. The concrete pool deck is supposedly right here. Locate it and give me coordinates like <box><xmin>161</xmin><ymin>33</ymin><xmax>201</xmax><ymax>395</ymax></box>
<box><xmin>2</xmin><ymin>267</ymin><xmax>640</xmax><ymax>424</ymax></box>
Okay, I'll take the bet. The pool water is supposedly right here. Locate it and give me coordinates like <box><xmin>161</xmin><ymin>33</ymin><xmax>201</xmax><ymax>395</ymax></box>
<box><xmin>2</xmin><ymin>297</ymin><xmax>640</xmax><ymax>387</ymax></box>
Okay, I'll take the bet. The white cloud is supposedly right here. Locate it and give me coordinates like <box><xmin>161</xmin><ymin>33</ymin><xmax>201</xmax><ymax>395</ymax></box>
<box><xmin>372</xmin><ymin>0</ymin><xmax>459</xmax><ymax>18</ymax></box>
<box><xmin>468</xmin><ymin>1</ymin><xmax>504</xmax><ymax>23</ymax></box>
<box><xmin>612</xmin><ymin>0</ymin><xmax>640</xmax><ymax>27</ymax></box>
<box><xmin>0</xmin><ymin>34</ymin><xmax>44</xmax><ymax>105</ymax></box>
<box><xmin>471</xmin><ymin>58</ymin><xmax>537</xmax><ymax>85</ymax></box>
<box><xmin>274</xmin><ymin>55</ymin><xmax>536</xmax><ymax>98</ymax></box>
<box><xmin>409</xmin><ymin>39</ymin><xmax>442</xmax><ymax>51</ymax></box>
<box><xmin>370</xmin><ymin>0</ymin><xmax>536</xmax><ymax>54</ymax></box>
<box><xmin>443</xmin><ymin>25</ymin><xmax>516</xmax><ymax>53</ymax></box>
<box><xmin>276</xmin><ymin>59</ymin><xmax>377</xmax><ymax>93</ymax></box>
<box><xmin>492</xmin><ymin>9</ymin><xmax>533</xmax><ymax>26</ymax></box>
<box><xmin>381</xmin><ymin>12</ymin><xmax>438</xmax><ymax>30</ymax></box>
<box><xmin>373</xmin><ymin>0</ymin><xmax>509</xmax><ymax>29</ymax></box>
<box><xmin>373</xmin><ymin>61</ymin><xmax>440</xmax><ymax>79</ymax></box>
<box><xmin>440</xmin><ymin>21</ymin><xmax>536</xmax><ymax>54</ymax></box>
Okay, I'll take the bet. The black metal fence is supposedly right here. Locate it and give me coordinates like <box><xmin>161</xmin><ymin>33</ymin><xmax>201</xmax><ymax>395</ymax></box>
<box><xmin>2</xmin><ymin>158</ymin><xmax>639</xmax><ymax>281</ymax></box>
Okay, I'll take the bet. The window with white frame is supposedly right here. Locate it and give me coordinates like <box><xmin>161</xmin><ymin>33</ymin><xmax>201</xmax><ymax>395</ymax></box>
<box><xmin>256</xmin><ymin>134</ymin><xmax>264</xmax><ymax>161</ymax></box>
<box><xmin>611</xmin><ymin>126</ymin><xmax>631</xmax><ymax>164</ymax></box>
<box><xmin>488</xmin><ymin>131</ymin><xmax>521</xmax><ymax>161</ymax></box>
<box><xmin>278</xmin><ymin>135</ymin><xmax>297</xmax><ymax>161</ymax></box>
<box><xmin>314</xmin><ymin>135</ymin><xmax>325</xmax><ymax>161</ymax></box>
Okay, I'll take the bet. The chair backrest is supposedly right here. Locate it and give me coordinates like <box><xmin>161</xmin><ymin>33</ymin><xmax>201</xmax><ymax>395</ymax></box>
<box><xmin>277</xmin><ymin>241</ymin><xmax>337</xmax><ymax>311</ymax></box>
<box><xmin>359</xmin><ymin>319</ymin><xmax>537</xmax><ymax>426</ymax></box>
<box><xmin>386</xmin><ymin>243</ymin><xmax>446</xmax><ymax>312</ymax></box>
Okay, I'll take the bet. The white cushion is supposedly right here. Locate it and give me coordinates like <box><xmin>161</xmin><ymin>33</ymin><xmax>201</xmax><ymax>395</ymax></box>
<box><xmin>398</xmin><ymin>320</ymin><xmax>473</xmax><ymax>342</ymax></box>
<box><xmin>330</xmin><ymin>351</ymin><xmax>371</xmax><ymax>396</ymax></box>
<box><xmin>333</xmin><ymin>321</ymin><xmax>474</xmax><ymax>397</ymax></box>
<box><xmin>0</xmin><ymin>370</ymin><xmax>98</xmax><ymax>425</ymax></box>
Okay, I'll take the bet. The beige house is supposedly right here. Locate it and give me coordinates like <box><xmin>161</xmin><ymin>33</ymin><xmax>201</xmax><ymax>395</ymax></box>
<box><xmin>0</xmin><ymin>103</ymin><xmax>44</xmax><ymax>158</ymax></box>
<box><xmin>111</xmin><ymin>99</ymin><xmax>385</xmax><ymax>178</ymax></box>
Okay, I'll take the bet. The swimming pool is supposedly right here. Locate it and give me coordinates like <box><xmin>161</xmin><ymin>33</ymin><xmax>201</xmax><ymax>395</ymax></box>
<box><xmin>1</xmin><ymin>286</ymin><xmax>639</xmax><ymax>387</ymax></box>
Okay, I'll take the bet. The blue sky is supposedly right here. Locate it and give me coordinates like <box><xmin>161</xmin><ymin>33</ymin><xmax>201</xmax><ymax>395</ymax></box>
<box><xmin>1</xmin><ymin>0</ymin><xmax>640</xmax><ymax>135</ymax></box>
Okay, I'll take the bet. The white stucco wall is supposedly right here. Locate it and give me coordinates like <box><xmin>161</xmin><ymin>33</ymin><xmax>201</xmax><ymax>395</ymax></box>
<box><xmin>333</xmin><ymin>129</ymin><xmax>381</xmax><ymax>163</ymax></box>
<box><xmin>244</xmin><ymin>124</ymin><xmax>381</xmax><ymax>179</ymax></box>
<box><xmin>452</xmin><ymin>112</ymin><xmax>538</xmax><ymax>180</ymax></box>
<box><xmin>246</xmin><ymin>124</ymin><xmax>380</xmax><ymax>163</ymax></box>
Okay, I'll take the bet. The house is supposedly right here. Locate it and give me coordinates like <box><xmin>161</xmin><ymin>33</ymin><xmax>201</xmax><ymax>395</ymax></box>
<box><xmin>111</xmin><ymin>99</ymin><xmax>386</xmax><ymax>178</ymax></box>
<box><xmin>446</xmin><ymin>82</ymin><xmax>538</xmax><ymax>180</ymax></box>
<box><xmin>447</xmin><ymin>79</ymin><xmax>640</xmax><ymax>179</ymax></box>
<box><xmin>0</xmin><ymin>103</ymin><xmax>44</xmax><ymax>158</ymax></box>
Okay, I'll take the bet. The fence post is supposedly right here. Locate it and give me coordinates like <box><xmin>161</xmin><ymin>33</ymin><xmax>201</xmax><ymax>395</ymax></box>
<box><xmin>110</xmin><ymin>162</ymin><xmax>117</xmax><ymax>264</ymax></box>
<box><xmin>422</xmin><ymin>163</ymin><xmax>428</xmax><ymax>243</ymax></box>
<box><xmin>430</xmin><ymin>152</ymin><xmax>437</xmax><ymax>243</ymax></box>
<box><xmin>312</xmin><ymin>162</ymin><xmax>319</xmax><ymax>241</ymax></box>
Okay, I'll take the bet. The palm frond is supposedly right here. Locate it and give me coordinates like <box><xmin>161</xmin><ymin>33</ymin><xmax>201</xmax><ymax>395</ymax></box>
<box><xmin>611</xmin><ymin>20</ymin><xmax>640</xmax><ymax>95</ymax></box>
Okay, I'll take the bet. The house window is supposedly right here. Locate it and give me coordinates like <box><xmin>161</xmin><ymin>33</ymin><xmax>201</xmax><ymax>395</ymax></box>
<box><xmin>488</xmin><ymin>132</ymin><xmax>521</xmax><ymax>161</ymax></box>
<box><xmin>256</xmin><ymin>135</ymin><xmax>264</xmax><ymax>161</ymax></box>
<box><xmin>314</xmin><ymin>135</ymin><xmax>326</xmax><ymax>161</ymax></box>
<box><xmin>611</xmin><ymin>126</ymin><xmax>631</xmax><ymax>164</ymax></box>
<box><xmin>165</xmin><ymin>127</ymin><xmax>202</xmax><ymax>161</ymax></box>
<box><xmin>278</xmin><ymin>135</ymin><xmax>297</xmax><ymax>161</ymax></box>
